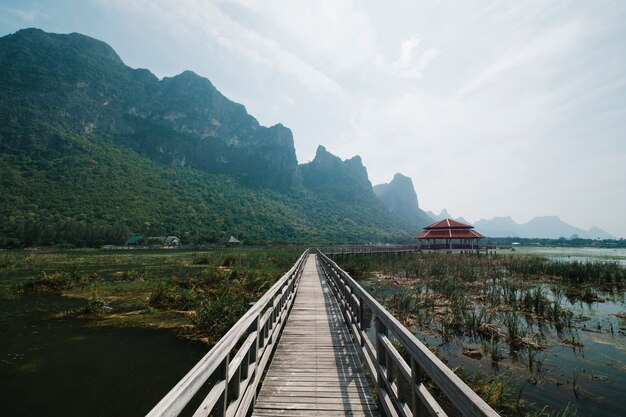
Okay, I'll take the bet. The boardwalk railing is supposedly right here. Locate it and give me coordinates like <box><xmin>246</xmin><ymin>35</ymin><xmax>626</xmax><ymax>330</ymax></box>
<box><xmin>418</xmin><ymin>243</ymin><xmax>496</xmax><ymax>252</ymax></box>
<box><xmin>146</xmin><ymin>250</ymin><xmax>309</xmax><ymax>417</ymax></box>
<box><xmin>320</xmin><ymin>245</ymin><xmax>421</xmax><ymax>255</ymax></box>
<box><xmin>320</xmin><ymin>244</ymin><xmax>495</xmax><ymax>255</ymax></box>
<box><xmin>317</xmin><ymin>250</ymin><xmax>500</xmax><ymax>417</ymax></box>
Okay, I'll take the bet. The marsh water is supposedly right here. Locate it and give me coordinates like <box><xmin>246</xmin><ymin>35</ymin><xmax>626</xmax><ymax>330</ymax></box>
<box><xmin>507</xmin><ymin>245</ymin><xmax>626</xmax><ymax>266</ymax></box>
<box><xmin>356</xmin><ymin>246</ymin><xmax>626</xmax><ymax>416</ymax></box>
<box><xmin>0</xmin><ymin>294</ymin><xmax>207</xmax><ymax>416</ymax></box>
<box><xmin>441</xmin><ymin>292</ymin><xmax>626</xmax><ymax>416</ymax></box>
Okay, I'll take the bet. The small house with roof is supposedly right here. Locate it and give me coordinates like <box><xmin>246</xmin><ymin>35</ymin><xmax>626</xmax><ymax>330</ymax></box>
<box><xmin>416</xmin><ymin>219</ymin><xmax>493</xmax><ymax>253</ymax></box>
<box><xmin>226</xmin><ymin>236</ymin><xmax>241</xmax><ymax>247</ymax></box>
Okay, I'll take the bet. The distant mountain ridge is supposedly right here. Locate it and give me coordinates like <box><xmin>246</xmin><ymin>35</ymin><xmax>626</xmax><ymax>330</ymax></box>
<box><xmin>0</xmin><ymin>28</ymin><xmax>417</xmax><ymax>246</ymax></box>
<box><xmin>373</xmin><ymin>173</ymin><xmax>432</xmax><ymax>228</ymax></box>
<box><xmin>474</xmin><ymin>215</ymin><xmax>614</xmax><ymax>240</ymax></box>
<box><xmin>426</xmin><ymin>210</ymin><xmax>613</xmax><ymax>239</ymax></box>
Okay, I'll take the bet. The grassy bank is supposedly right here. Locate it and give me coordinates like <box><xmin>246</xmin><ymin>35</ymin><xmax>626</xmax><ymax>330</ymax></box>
<box><xmin>2</xmin><ymin>248</ymin><xmax>303</xmax><ymax>344</ymax></box>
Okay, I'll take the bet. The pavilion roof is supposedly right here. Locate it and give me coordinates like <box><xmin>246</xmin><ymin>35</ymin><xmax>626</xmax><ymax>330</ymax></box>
<box><xmin>416</xmin><ymin>218</ymin><xmax>484</xmax><ymax>239</ymax></box>
<box><xmin>416</xmin><ymin>229</ymin><xmax>484</xmax><ymax>239</ymax></box>
<box><xmin>424</xmin><ymin>218</ymin><xmax>474</xmax><ymax>230</ymax></box>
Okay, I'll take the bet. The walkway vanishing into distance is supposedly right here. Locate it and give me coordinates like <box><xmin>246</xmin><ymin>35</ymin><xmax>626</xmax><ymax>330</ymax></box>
<box><xmin>253</xmin><ymin>256</ymin><xmax>377</xmax><ymax>416</ymax></box>
<box><xmin>147</xmin><ymin>250</ymin><xmax>500</xmax><ymax>417</ymax></box>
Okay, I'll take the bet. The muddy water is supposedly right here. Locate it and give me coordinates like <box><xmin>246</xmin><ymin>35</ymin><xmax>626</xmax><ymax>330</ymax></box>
<box><xmin>0</xmin><ymin>295</ymin><xmax>207</xmax><ymax>417</ymax></box>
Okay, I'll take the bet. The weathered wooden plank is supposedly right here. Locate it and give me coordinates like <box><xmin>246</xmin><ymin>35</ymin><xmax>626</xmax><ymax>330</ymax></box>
<box><xmin>253</xmin><ymin>410</ymin><xmax>373</xmax><ymax>417</ymax></box>
<box><xmin>255</xmin><ymin>401</ymin><xmax>378</xmax><ymax>412</ymax></box>
<box><xmin>253</xmin><ymin>255</ymin><xmax>378</xmax><ymax>417</ymax></box>
<box><xmin>256</xmin><ymin>381</ymin><xmax>370</xmax><ymax>395</ymax></box>
<box><xmin>255</xmin><ymin>396</ymin><xmax>376</xmax><ymax>405</ymax></box>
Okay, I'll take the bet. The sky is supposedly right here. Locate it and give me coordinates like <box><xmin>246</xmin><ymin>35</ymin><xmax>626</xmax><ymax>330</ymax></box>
<box><xmin>1</xmin><ymin>0</ymin><xmax>625</xmax><ymax>237</ymax></box>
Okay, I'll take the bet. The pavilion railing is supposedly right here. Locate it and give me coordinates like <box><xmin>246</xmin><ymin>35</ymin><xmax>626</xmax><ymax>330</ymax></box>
<box><xmin>418</xmin><ymin>243</ymin><xmax>496</xmax><ymax>251</ymax></box>
<box><xmin>317</xmin><ymin>250</ymin><xmax>500</xmax><ymax>417</ymax></box>
<box><xmin>146</xmin><ymin>250</ymin><xmax>309</xmax><ymax>417</ymax></box>
<box><xmin>319</xmin><ymin>245</ymin><xmax>421</xmax><ymax>255</ymax></box>
<box><xmin>319</xmin><ymin>244</ymin><xmax>495</xmax><ymax>255</ymax></box>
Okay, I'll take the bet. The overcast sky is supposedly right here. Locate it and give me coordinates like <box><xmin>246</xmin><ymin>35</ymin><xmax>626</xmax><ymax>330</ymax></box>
<box><xmin>1</xmin><ymin>0</ymin><xmax>625</xmax><ymax>237</ymax></box>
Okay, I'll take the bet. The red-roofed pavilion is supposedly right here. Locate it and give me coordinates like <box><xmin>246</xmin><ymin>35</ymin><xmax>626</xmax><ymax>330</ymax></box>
<box><xmin>416</xmin><ymin>219</ymin><xmax>490</xmax><ymax>252</ymax></box>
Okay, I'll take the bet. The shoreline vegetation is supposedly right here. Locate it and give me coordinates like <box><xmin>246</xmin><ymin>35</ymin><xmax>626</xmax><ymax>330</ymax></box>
<box><xmin>2</xmin><ymin>248</ymin><xmax>303</xmax><ymax>345</ymax></box>
<box><xmin>330</xmin><ymin>251</ymin><xmax>626</xmax><ymax>416</ymax></box>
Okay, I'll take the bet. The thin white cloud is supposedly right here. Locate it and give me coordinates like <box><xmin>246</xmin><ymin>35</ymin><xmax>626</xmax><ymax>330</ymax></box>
<box><xmin>102</xmin><ymin>0</ymin><xmax>346</xmax><ymax>98</ymax></box>
<box><xmin>459</xmin><ymin>21</ymin><xmax>582</xmax><ymax>97</ymax></box>
<box><xmin>391</xmin><ymin>35</ymin><xmax>441</xmax><ymax>79</ymax></box>
<box><xmin>227</xmin><ymin>0</ymin><xmax>378</xmax><ymax>74</ymax></box>
<box><xmin>5</xmin><ymin>7</ymin><xmax>41</xmax><ymax>22</ymax></box>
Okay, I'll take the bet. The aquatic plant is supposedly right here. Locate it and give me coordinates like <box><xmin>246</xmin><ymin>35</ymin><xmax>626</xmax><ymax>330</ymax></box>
<box><xmin>572</xmin><ymin>369</ymin><xmax>583</xmax><ymax>400</ymax></box>
<box><xmin>502</xmin><ymin>312</ymin><xmax>526</xmax><ymax>352</ymax></box>
<box><xmin>458</xmin><ymin>370</ymin><xmax>523</xmax><ymax>414</ymax></box>
<box><xmin>17</xmin><ymin>270</ymin><xmax>99</xmax><ymax>293</ymax></box>
<box><xmin>526</xmin><ymin>403</ymin><xmax>578</xmax><ymax>417</ymax></box>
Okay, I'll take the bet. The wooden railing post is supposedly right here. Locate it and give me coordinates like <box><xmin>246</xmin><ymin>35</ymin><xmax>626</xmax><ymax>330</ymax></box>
<box><xmin>375</xmin><ymin>316</ymin><xmax>387</xmax><ymax>412</ymax></box>
<box><xmin>411</xmin><ymin>357</ymin><xmax>425</xmax><ymax>417</ymax></box>
<box><xmin>358</xmin><ymin>297</ymin><xmax>365</xmax><ymax>347</ymax></box>
<box><xmin>220</xmin><ymin>355</ymin><xmax>230</xmax><ymax>417</ymax></box>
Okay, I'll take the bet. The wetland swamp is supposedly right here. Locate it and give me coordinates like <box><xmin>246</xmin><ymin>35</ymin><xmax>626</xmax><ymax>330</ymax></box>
<box><xmin>331</xmin><ymin>247</ymin><xmax>626</xmax><ymax>416</ymax></box>
<box><xmin>0</xmin><ymin>248</ymin><xmax>302</xmax><ymax>416</ymax></box>
<box><xmin>2</xmin><ymin>246</ymin><xmax>625</xmax><ymax>416</ymax></box>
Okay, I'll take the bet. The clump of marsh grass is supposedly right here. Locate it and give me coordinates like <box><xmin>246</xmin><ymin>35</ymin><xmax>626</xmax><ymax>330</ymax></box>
<box><xmin>17</xmin><ymin>270</ymin><xmax>99</xmax><ymax>293</ymax></box>
<box><xmin>526</xmin><ymin>403</ymin><xmax>578</xmax><ymax>417</ymax></box>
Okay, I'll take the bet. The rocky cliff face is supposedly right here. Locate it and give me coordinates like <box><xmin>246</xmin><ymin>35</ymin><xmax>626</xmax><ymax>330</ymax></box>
<box><xmin>373</xmin><ymin>173</ymin><xmax>432</xmax><ymax>228</ymax></box>
<box><xmin>299</xmin><ymin>146</ymin><xmax>374</xmax><ymax>203</ymax></box>
<box><xmin>0</xmin><ymin>28</ymin><xmax>297</xmax><ymax>190</ymax></box>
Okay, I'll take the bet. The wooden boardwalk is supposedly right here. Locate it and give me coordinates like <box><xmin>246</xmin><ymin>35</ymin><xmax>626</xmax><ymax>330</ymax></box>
<box><xmin>253</xmin><ymin>255</ymin><xmax>378</xmax><ymax>417</ymax></box>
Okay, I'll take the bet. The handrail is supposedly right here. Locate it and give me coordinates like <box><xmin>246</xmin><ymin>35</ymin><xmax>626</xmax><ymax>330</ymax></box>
<box><xmin>317</xmin><ymin>250</ymin><xmax>500</xmax><ymax>417</ymax></box>
<box><xmin>319</xmin><ymin>245</ymin><xmax>421</xmax><ymax>255</ymax></box>
<box><xmin>147</xmin><ymin>250</ymin><xmax>309</xmax><ymax>417</ymax></box>
<box><xmin>319</xmin><ymin>244</ymin><xmax>495</xmax><ymax>255</ymax></box>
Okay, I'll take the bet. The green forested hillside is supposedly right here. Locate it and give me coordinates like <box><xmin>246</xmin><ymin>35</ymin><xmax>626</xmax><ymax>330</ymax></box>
<box><xmin>0</xmin><ymin>130</ymin><xmax>413</xmax><ymax>247</ymax></box>
<box><xmin>0</xmin><ymin>28</ymin><xmax>415</xmax><ymax>247</ymax></box>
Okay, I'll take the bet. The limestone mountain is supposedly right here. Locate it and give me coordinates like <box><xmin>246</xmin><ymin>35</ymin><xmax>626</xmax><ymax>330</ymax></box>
<box><xmin>373</xmin><ymin>173</ymin><xmax>432</xmax><ymax>228</ymax></box>
<box><xmin>1</xmin><ymin>28</ymin><xmax>297</xmax><ymax>190</ymax></box>
<box><xmin>0</xmin><ymin>28</ymin><xmax>414</xmax><ymax>246</ymax></box>
<box><xmin>299</xmin><ymin>146</ymin><xmax>373</xmax><ymax>203</ymax></box>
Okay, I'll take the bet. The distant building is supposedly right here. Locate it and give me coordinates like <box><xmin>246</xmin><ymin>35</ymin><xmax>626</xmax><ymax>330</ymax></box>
<box><xmin>126</xmin><ymin>235</ymin><xmax>142</xmax><ymax>245</ymax></box>
<box><xmin>416</xmin><ymin>219</ymin><xmax>493</xmax><ymax>253</ymax></box>
<box><xmin>165</xmin><ymin>236</ymin><xmax>181</xmax><ymax>247</ymax></box>
<box><xmin>226</xmin><ymin>236</ymin><xmax>241</xmax><ymax>246</ymax></box>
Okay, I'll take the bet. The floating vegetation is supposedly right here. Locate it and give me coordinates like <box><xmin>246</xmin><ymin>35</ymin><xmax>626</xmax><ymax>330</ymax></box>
<box><xmin>332</xmin><ymin>251</ymin><xmax>626</xmax><ymax>416</ymax></box>
<box><xmin>17</xmin><ymin>270</ymin><xmax>99</xmax><ymax>293</ymax></box>
<box><xmin>6</xmin><ymin>248</ymin><xmax>302</xmax><ymax>344</ymax></box>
